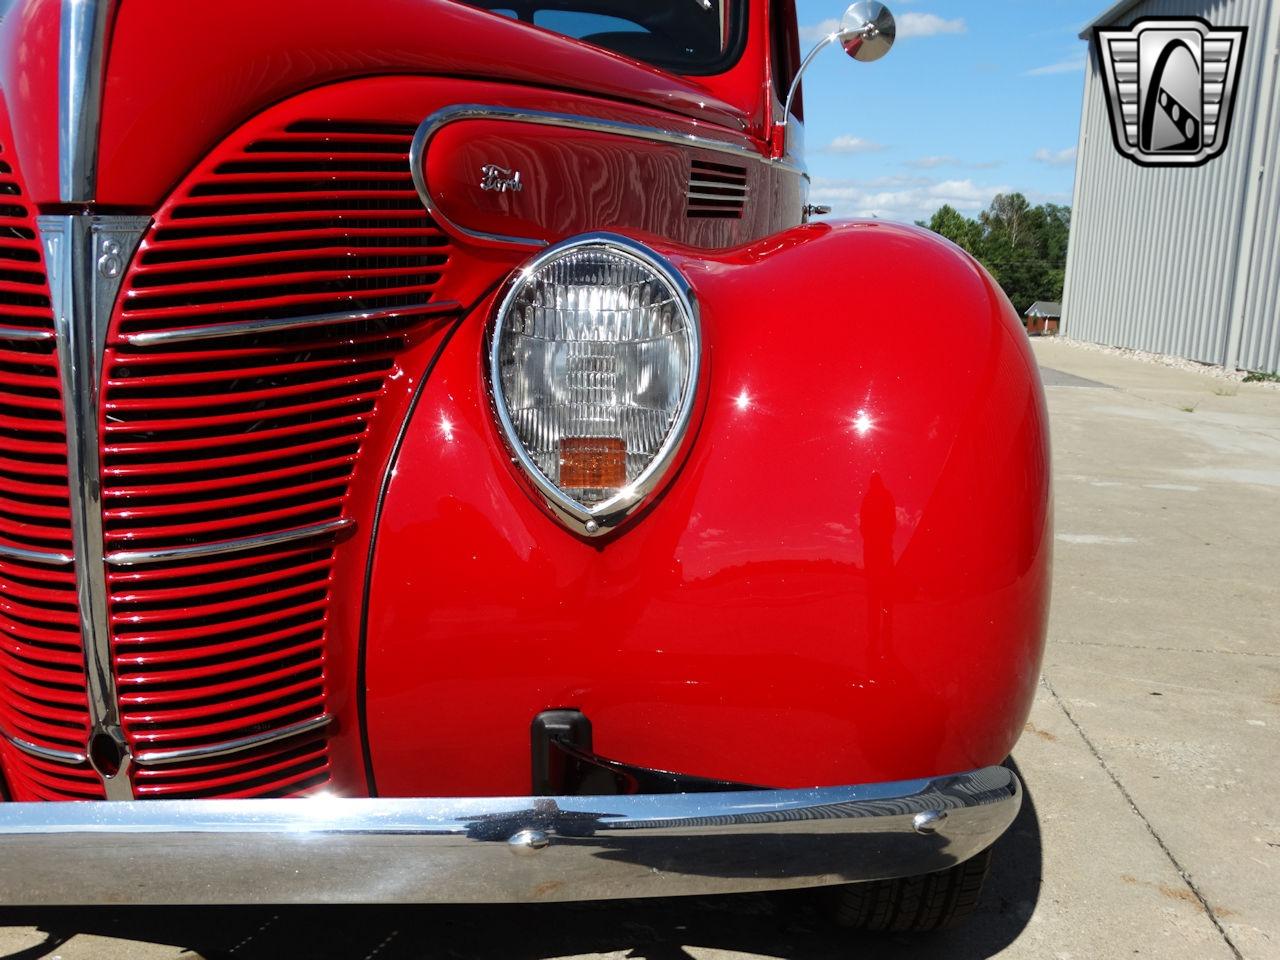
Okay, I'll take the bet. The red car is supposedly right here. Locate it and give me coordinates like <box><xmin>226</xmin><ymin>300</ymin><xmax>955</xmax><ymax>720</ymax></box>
<box><xmin>0</xmin><ymin>0</ymin><xmax>1050</xmax><ymax>930</ymax></box>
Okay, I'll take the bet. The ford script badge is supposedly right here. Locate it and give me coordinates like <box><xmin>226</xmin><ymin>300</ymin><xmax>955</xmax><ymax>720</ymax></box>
<box><xmin>480</xmin><ymin>164</ymin><xmax>523</xmax><ymax>193</ymax></box>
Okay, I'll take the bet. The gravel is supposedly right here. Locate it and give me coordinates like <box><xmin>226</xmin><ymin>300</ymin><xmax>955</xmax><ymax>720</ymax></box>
<box><xmin>1033</xmin><ymin>335</ymin><xmax>1280</xmax><ymax>389</ymax></box>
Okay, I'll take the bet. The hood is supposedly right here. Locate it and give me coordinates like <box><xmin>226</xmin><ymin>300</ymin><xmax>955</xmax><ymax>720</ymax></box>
<box><xmin>0</xmin><ymin>0</ymin><xmax>764</xmax><ymax>207</ymax></box>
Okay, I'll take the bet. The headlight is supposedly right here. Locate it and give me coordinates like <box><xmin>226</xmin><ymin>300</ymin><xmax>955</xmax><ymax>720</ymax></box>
<box><xmin>488</xmin><ymin>234</ymin><xmax>701</xmax><ymax>536</ymax></box>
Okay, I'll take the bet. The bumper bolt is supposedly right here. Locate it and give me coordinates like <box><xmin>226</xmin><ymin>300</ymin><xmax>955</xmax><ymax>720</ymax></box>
<box><xmin>508</xmin><ymin>829</ymin><xmax>551</xmax><ymax>855</ymax></box>
<box><xmin>912</xmin><ymin>810</ymin><xmax>947</xmax><ymax>835</ymax></box>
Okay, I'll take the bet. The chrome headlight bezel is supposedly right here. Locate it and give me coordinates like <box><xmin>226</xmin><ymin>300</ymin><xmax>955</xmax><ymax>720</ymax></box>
<box><xmin>487</xmin><ymin>233</ymin><xmax>702</xmax><ymax>538</ymax></box>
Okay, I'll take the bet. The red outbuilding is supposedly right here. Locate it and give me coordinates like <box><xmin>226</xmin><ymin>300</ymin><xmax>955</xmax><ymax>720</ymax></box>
<box><xmin>1025</xmin><ymin>300</ymin><xmax>1062</xmax><ymax>336</ymax></box>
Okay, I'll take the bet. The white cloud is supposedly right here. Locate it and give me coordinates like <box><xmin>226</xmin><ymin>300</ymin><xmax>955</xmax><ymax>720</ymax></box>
<box><xmin>820</xmin><ymin>134</ymin><xmax>887</xmax><ymax>154</ymax></box>
<box><xmin>800</xmin><ymin>11</ymin><xmax>965</xmax><ymax>43</ymax></box>
<box><xmin>906</xmin><ymin>155</ymin><xmax>1002</xmax><ymax>170</ymax></box>
<box><xmin>799</xmin><ymin>18</ymin><xmax>839</xmax><ymax>43</ymax></box>
<box><xmin>1025</xmin><ymin>54</ymin><xmax>1086</xmax><ymax>76</ymax></box>
<box><xmin>905</xmin><ymin>155</ymin><xmax>954</xmax><ymax>169</ymax></box>
<box><xmin>1027</xmin><ymin>189</ymin><xmax>1073</xmax><ymax>206</ymax></box>
<box><xmin>1033</xmin><ymin>146</ymin><xmax>1078</xmax><ymax>166</ymax></box>
<box><xmin>897</xmin><ymin>12</ymin><xmax>966</xmax><ymax>37</ymax></box>
<box><xmin>807</xmin><ymin>174</ymin><xmax>1011</xmax><ymax>224</ymax></box>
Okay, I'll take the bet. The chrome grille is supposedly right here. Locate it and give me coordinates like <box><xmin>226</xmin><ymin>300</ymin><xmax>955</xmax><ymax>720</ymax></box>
<box><xmin>94</xmin><ymin>120</ymin><xmax>451</xmax><ymax>795</ymax></box>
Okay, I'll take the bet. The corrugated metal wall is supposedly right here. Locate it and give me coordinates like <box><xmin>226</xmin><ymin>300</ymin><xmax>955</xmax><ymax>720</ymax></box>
<box><xmin>1062</xmin><ymin>0</ymin><xmax>1280</xmax><ymax>373</ymax></box>
<box><xmin>1236</xmin><ymin>39</ymin><xmax>1280</xmax><ymax>374</ymax></box>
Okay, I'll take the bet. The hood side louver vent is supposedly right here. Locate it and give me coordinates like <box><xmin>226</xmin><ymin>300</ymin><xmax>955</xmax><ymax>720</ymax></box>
<box><xmin>686</xmin><ymin>159</ymin><xmax>748</xmax><ymax>220</ymax></box>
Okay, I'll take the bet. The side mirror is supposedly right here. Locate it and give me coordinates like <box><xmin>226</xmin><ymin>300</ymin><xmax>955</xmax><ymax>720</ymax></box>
<box><xmin>838</xmin><ymin>1</ymin><xmax>896</xmax><ymax>63</ymax></box>
<box><xmin>777</xmin><ymin>2</ymin><xmax>895</xmax><ymax>152</ymax></box>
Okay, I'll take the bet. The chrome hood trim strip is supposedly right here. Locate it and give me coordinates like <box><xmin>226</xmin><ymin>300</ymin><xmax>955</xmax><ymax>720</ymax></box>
<box><xmin>0</xmin><ymin>326</ymin><xmax>55</xmax><ymax>342</ymax></box>
<box><xmin>1</xmin><ymin>727</ymin><xmax>89</xmax><ymax>766</ymax></box>
<box><xmin>122</xmin><ymin>301</ymin><xmax>460</xmax><ymax>347</ymax></box>
<box><xmin>58</xmin><ymin>0</ymin><xmax>113</xmax><ymax>202</ymax></box>
<box><xmin>133</xmin><ymin>714</ymin><xmax>334</xmax><ymax>767</ymax></box>
<box><xmin>105</xmin><ymin>517</ymin><xmax>356</xmax><ymax>567</ymax></box>
<box><xmin>0</xmin><ymin>542</ymin><xmax>75</xmax><ymax>566</ymax></box>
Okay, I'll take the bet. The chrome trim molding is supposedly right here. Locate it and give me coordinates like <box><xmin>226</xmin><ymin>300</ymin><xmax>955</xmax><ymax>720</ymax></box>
<box><xmin>123</xmin><ymin>302</ymin><xmax>462</xmax><ymax>347</ymax></box>
<box><xmin>58</xmin><ymin>0</ymin><xmax>113</xmax><ymax>202</ymax></box>
<box><xmin>0</xmin><ymin>766</ymin><xmax>1021</xmax><ymax>905</ymax></box>
<box><xmin>410</xmin><ymin>104</ymin><xmax>805</xmax><ymax>249</ymax></box>
<box><xmin>0</xmin><ymin>542</ymin><xmax>75</xmax><ymax>566</ymax></box>
<box><xmin>134</xmin><ymin>714</ymin><xmax>334</xmax><ymax>767</ymax></box>
<box><xmin>38</xmin><ymin>213</ymin><xmax>149</xmax><ymax>801</ymax></box>
<box><xmin>687</xmin><ymin>189</ymin><xmax>751</xmax><ymax>201</ymax></box>
<box><xmin>104</xmin><ymin>517</ymin><xmax>355</xmax><ymax>567</ymax></box>
<box><xmin>0</xmin><ymin>326</ymin><xmax>56</xmax><ymax>342</ymax></box>
<box><xmin>487</xmin><ymin>233</ymin><xmax>701</xmax><ymax>538</ymax></box>
<box><xmin>1</xmin><ymin>729</ymin><xmax>88</xmax><ymax>766</ymax></box>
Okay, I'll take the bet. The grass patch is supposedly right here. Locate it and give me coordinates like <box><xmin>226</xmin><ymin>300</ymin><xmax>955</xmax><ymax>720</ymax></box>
<box><xmin>1243</xmin><ymin>370</ymin><xmax>1280</xmax><ymax>383</ymax></box>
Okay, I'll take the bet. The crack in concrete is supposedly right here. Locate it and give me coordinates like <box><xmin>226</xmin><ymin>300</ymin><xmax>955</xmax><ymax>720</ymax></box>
<box><xmin>1040</xmin><ymin>676</ymin><xmax>1246</xmax><ymax>960</ymax></box>
<box><xmin>1080</xmin><ymin>379</ymin><xmax>1280</xmax><ymax>448</ymax></box>
<box><xmin>229</xmin><ymin>914</ymin><xmax>278</xmax><ymax>955</ymax></box>
<box><xmin>1054</xmin><ymin>639</ymin><xmax>1280</xmax><ymax>659</ymax></box>
<box><xmin>1039</xmin><ymin>347</ymin><xmax>1280</xmax><ymax>453</ymax></box>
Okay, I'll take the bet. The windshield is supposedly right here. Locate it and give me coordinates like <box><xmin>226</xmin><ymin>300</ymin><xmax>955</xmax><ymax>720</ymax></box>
<box><xmin>459</xmin><ymin>1</ymin><xmax>746</xmax><ymax>74</ymax></box>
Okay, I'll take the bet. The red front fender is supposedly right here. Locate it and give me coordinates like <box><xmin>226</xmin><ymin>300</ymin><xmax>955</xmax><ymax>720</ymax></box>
<box><xmin>364</xmin><ymin>221</ymin><xmax>1052</xmax><ymax>797</ymax></box>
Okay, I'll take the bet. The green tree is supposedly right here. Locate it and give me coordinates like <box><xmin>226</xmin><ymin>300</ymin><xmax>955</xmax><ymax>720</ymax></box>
<box><xmin>918</xmin><ymin>194</ymin><xmax>1070</xmax><ymax>315</ymax></box>
<box><xmin>921</xmin><ymin>204</ymin><xmax>982</xmax><ymax>255</ymax></box>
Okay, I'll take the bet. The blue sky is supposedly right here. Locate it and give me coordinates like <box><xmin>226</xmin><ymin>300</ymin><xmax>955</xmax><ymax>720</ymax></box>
<box><xmin>797</xmin><ymin>0</ymin><xmax>1102</xmax><ymax>223</ymax></box>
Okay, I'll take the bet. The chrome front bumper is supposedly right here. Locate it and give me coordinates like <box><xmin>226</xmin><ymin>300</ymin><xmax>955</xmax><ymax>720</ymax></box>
<box><xmin>0</xmin><ymin>766</ymin><xmax>1019</xmax><ymax>904</ymax></box>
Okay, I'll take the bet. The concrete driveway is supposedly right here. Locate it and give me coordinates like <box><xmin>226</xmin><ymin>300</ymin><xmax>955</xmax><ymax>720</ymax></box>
<box><xmin>1</xmin><ymin>339</ymin><xmax>1276</xmax><ymax>959</ymax></box>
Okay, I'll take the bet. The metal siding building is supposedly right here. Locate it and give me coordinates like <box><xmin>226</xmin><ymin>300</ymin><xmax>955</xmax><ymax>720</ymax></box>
<box><xmin>1062</xmin><ymin>0</ymin><xmax>1280</xmax><ymax>373</ymax></box>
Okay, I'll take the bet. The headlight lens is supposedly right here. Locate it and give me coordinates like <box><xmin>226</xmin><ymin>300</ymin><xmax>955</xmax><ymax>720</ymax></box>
<box><xmin>489</xmin><ymin>235</ymin><xmax>700</xmax><ymax>535</ymax></box>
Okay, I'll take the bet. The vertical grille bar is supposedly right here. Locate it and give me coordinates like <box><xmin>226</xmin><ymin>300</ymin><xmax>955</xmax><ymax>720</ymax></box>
<box><xmin>39</xmin><ymin>214</ymin><xmax>148</xmax><ymax>800</ymax></box>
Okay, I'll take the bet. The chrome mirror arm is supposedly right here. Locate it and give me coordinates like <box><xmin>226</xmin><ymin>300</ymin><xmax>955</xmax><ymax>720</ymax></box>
<box><xmin>783</xmin><ymin>30</ymin><xmax>842</xmax><ymax>122</ymax></box>
<box><xmin>774</xmin><ymin>3</ymin><xmax>895</xmax><ymax>156</ymax></box>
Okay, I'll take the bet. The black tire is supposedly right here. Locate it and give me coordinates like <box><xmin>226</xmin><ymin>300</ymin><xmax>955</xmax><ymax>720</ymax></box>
<box><xmin>828</xmin><ymin>847</ymin><xmax>993</xmax><ymax>932</ymax></box>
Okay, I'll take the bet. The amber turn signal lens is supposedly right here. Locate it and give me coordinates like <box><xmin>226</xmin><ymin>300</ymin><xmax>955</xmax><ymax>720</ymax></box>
<box><xmin>559</xmin><ymin>437</ymin><xmax>627</xmax><ymax>492</ymax></box>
